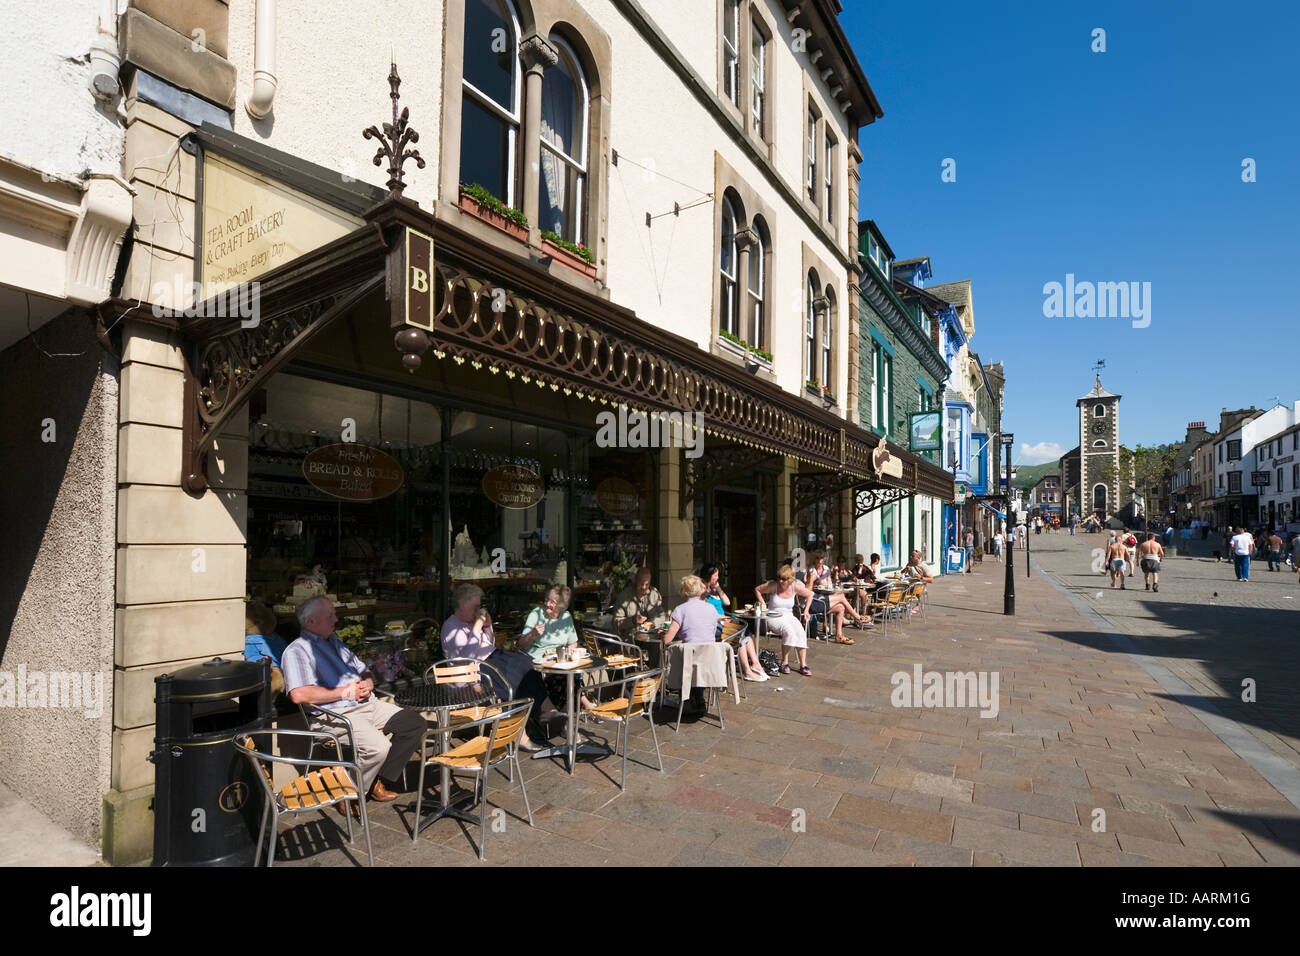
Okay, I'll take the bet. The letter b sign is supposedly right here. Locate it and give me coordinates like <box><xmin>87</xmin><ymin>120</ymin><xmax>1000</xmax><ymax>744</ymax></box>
<box><xmin>410</xmin><ymin>267</ymin><xmax>429</xmax><ymax>294</ymax></box>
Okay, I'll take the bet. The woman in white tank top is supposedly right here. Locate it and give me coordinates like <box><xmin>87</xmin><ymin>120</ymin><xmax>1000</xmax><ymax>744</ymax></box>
<box><xmin>755</xmin><ymin>564</ymin><xmax>815</xmax><ymax>676</ymax></box>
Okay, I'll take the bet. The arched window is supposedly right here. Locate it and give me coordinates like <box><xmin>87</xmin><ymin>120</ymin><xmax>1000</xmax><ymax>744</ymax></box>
<box><xmin>460</xmin><ymin>0</ymin><xmax>521</xmax><ymax>205</ymax></box>
<box><xmin>1094</xmin><ymin>404</ymin><xmax>1106</xmax><ymax>417</ymax></box>
<box><xmin>748</xmin><ymin>217</ymin><xmax>767</xmax><ymax>351</ymax></box>
<box><xmin>719</xmin><ymin>195</ymin><xmax>739</xmax><ymax>336</ymax></box>
<box><xmin>1093</xmin><ymin>440</ymin><xmax>1107</xmax><ymax>447</ymax></box>
<box><xmin>806</xmin><ymin>271</ymin><xmax>819</xmax><ymax>382</ymax></box>
<box><xmin>822</xmin><ymin>289</ymin><xmax>836</xmax><ymax>388</ymax></box>
<box><xmin>1093</xmin><ymin>484</ymin><xmax>1108</xmax><ymax>513</ymax></box>
<box><xmin>540</xmin><ymin>35</ymin><xmax>589</xmax><ymax>243</ymax></box>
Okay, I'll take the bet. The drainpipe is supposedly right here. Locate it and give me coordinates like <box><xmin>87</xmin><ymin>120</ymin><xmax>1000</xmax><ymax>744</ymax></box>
<box><xmin>245</xmin><ymin>0</ymin><xmax>277</xmax><ymax>119</ymax></box>
<box><xmin>88</xmin><ymin>0</ymin><xmax>120</xmax><ymax>101</ymax></box>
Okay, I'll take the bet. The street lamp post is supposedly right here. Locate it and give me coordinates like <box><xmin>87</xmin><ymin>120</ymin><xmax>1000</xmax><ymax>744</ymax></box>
<box><xmin>1002</xmin><ymin>433</ymin><xmax>1015</xmax><ymax>615</ymax></box>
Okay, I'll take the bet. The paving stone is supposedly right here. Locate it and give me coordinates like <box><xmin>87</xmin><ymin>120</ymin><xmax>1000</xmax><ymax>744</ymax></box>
<box><xmin>973</xmin><ymin>784</ymin><xmax>1079</xmax><ymax>824</ymax></box>
<box><xmin>950</xmin><ymin>818</ymin><xmax>1081</xmax><ymax>866</ymax></box>
<box><xmin>831</xmin><ymin>792</ymin><xmax>954</xmax><ymax>844</ymax></box>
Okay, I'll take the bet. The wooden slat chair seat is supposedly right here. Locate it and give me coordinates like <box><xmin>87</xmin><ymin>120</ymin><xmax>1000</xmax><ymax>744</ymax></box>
<box><xmin>233</xmin><ymin>729</ymin><xmax>373</xmax><ymax>868</ymax></box>
<box><xmin>414</xmin><ymin>699</ymin><xmax>533</xmax><ymax>860</ymax></box>
<box><xmin>904</xmin><ymin>582</ymin><xmax>927</xmax><ymax>621</ymax></box>
<box><xmin>717</xmin><ymin>617</ymin><xmax>749</xmax><ymax>699</ymax></box>
<box><xmin>280</xmin><ymin>765</ymin><xmax>358</xmax><ymax>810</ymax></box>
<box><xmin>574</xmin><ymin>669</ymin><xmax>663</xmax><ymax>790</ymax></box>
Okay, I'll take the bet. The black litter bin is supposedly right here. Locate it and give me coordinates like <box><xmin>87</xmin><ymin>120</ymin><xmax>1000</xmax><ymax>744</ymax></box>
<box><xmin>150</xmin><ymin>657</ymin><xmax>273</xmax><ymax>866</ymax></box>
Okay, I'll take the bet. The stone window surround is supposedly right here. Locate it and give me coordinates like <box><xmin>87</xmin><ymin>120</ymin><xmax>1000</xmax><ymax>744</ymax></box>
<box><xmin>802</xmin><ymin>240</ymin><xmax>838</xmax><ymax>400</ymax></box>
<box><xmin>438</xmin><ymin>0</ymin><xmax>612</xmax><ymax>289</ymax></box>
<box><xmin>710</xmin><ymin>153</ymin><xmax>778</xmax><ymax>378</ymax></box>
<box><xmin>714</xmin><ymin>0</ymin><xmax>778</xmax><ymax>157</ymax></box>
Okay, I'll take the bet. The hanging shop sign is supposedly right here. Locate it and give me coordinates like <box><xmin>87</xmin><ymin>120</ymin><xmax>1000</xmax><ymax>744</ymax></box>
<box><xmin>595</xmin><ymin>477</ymin><xmax>639</xmax><ymax>516</ymax></box>
<box><xmin>482</xmin><ymin>464</ymin><xmax>546</xmax><ymax>510</ymax></box>
<box><xmin>403</xmin><ymin>227</ymin><xmax>435</xmax><ymax>331</ymax></box>
<box><xmin>1251</xmin><ymin>471</ymin><xmax>1271</xmax><ymax>487</ymax></box>
<box><xmin>302</xmin><ymin>444</ymin><xmax>405</xmax><ymax>501</ymax></box>
<box><xmin>199</xmin><ymin>152</ymin><xmax>362</xmax><ymax>292</ymax></box>
<box><xmin>871</xmin><ymin>444</ymin><xmax>904</xmax><ymax>480</ymax></box>
<box><xmin>908</xmin><ymin>411</ymin><xmax>942</xmax><ymax>452</ymax></box>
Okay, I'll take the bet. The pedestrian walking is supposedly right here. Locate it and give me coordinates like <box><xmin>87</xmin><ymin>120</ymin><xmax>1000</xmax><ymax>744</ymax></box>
<box><xmin>1138</xmin><ymin>532</ymin><xmax>1164</xmax><ymax>592</ymax></box>
<box><xmin>1266</xmin><ymin>531</ymin><xmax>1284</xmax><ymax>571</ymax></box>
<box><xmin>1230</xmin><ymin>526</ymin><xmax>1254</xmax><ymax>581</ymax></box>
<box><xmin>1106</xmin><ymin>535</ymin><xmax>1127</xmax><ymax>589</ymax></box>
<box><xmin>964</xmin><ymin>529</ymin><xmax>974</xmax><ymax>574</ymax></box>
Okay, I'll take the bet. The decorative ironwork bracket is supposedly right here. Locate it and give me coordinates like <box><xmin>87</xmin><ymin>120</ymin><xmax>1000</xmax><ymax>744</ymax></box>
<box><xmin>791</xmin><ymin>470</ymin><xmax>864</xmax><ymax>521</ymax></box>
<box><xmin>854</xmin><ymin>484</ymin><xmax>912</xmax><ymax>520</ymax></box>
<box><xmin>680</xmin><ymin>445</ymin><xmax>782</xmax><ymax>519</ymax></box>
<box><xmin>180</xmin><ymin>274</ymin><xmax>384</xmax><ymax>494</ymax></box>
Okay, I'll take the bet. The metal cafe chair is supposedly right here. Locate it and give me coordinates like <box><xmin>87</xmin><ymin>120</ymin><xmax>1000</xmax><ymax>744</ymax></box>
<box><xmin>717</xmin><ymin>615</ymin><xmax>750</xmax><ymax>700</ymax></box>
<box><xmin>233</xmin><ymin>728</ymin><xmax>373</xmax><ymax>868</ymax></box>
<box><xmin>903</xmin><ymin>582</ymin><xmax>927</xmax><ymax>622</ymax></box>
<box><xmin>413</xmin><ymin>698</ymin><xmax>534</xmax><ymax>860</ymax></box>
<box><xmin>577</xmin><ymin>668</ymin><xmax>664</xmax><ymax>790</ymax></box>
<box><xmin>664</xmin><ymin>641</ymin><xmax>730</xmax><ymax>732</ymax></box>
<box><xmin>866</xmin><ymin>582</ymin><xmax>894</xmax><ymax>635</ymax></box>
<box><xmin>424</xmin><ymin>657</ymin><xmax>510</xmax><ymax>723</ymax></box>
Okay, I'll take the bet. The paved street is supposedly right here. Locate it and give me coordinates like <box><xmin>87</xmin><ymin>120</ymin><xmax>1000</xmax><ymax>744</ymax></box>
<box><xmin>264</xmin><ymin>549</ymin><xmax>1300</xmax><ymax>867</ymax></box>
<box><xmin>1025</xmin><ymin>530</ymin><xmax>1300</xmax><ymax>777</ymax></box>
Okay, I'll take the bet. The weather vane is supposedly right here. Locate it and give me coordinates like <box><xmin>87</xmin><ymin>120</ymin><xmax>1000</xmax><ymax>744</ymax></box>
<box><xmin>363</xmin><ymin>58</ymin><xmax>425</xmax><ymax>198</ymax></box>
<box><xmin>1091</xmin><ymin>358</ymin><xmax>1106</xmax><ymax>376</ymax></box>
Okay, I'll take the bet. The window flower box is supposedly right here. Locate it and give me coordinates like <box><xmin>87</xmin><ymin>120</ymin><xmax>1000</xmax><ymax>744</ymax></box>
<box><xmin>540</xmin><ymin>232</ymin><xmax>596</xmax><ymax>280</ymax></box>
<box><xmin>457</xmin><ymin>185</ymin><xmax>528</xmax><ymax>243</ymax></box>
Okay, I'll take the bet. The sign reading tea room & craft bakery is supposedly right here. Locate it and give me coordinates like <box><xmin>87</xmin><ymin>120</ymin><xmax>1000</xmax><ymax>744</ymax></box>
<box><xmin>595</xmin><ymin>477</ymin><xmax>638</xmax><ymax>516</ymax></box>
<box><xmin>200</xmin><ymin>153</ymin><xmax>362</xmax><ymax>292</ymax></box>
<box><xmin>302</xmin><ymin>445</ymin><xmax>404</xmax><ymax>501</ymax></box>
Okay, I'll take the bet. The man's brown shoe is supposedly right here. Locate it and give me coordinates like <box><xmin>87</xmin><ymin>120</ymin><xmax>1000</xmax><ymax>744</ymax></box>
<box><xmin>369</xmin><ymin>780</ymin><xmax>399</xmax><ymax>802</ymax></box>
<box><xmin>336</xmin><ymin>801</ymin><xmax>361</xmax><ymax>819</ymax></box>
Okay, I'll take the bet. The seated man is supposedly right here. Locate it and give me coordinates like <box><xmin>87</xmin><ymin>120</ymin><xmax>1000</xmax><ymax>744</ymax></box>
<box><xmin>282</xmin><ymin>597</ymin><xmax>427</xmax><ymax>809</ymax></box>
<box><xmin>902</xmin><ymin>550</ymin><xmax>935</xmax><ymax>584</ymax></box>
<box><xmin>612</xmin><ymin>568</ymin><xmax>665</xmax><ymax>637</ymax></box>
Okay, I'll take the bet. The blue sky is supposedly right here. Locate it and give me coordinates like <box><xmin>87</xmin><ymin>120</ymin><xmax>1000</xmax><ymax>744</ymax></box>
<box><xmin>841</xmin><ymin>0</ymin><xmax>1300</xmax><ymax>465</ymax></box>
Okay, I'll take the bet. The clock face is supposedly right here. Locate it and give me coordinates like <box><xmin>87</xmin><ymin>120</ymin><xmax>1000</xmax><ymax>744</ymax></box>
<box><xmin>1093</xmin><ymin>424</ymin><xmax>1105</xmax><ymax>435</ymax></box>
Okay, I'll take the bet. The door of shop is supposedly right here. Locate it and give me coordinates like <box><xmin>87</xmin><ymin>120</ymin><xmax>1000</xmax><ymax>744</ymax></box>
<box><xmin>713</xmin><ymin>490</ymin><xmax>759</xmax><ymax>595</ymax></box>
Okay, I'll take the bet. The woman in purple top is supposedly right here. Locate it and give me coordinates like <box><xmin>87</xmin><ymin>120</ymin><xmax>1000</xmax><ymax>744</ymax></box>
<box><xmin>439</xmin><ymin>583</ymin><xmax>552</xmax><ymax>750</ymax></box>
<box><xmin>663</xmin><ymin>575</ymin><xmax>721</xmax><ymax>710</ymax></box>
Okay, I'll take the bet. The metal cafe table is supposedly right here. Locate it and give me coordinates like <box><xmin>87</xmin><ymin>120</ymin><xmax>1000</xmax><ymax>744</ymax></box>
<box><xmin>530</xmin><ymin>654</ymin><xmax>611</xmax><ymax>775</ymax></box>
<box><xmin>393</xmin><ymin>679</ymin><xmax>499</xmax><ymax>833</ymax></box>
<box><xmin>729</xmin><ymin>607</ymin><xmax>781</xmax><ymax>651</ymax></box>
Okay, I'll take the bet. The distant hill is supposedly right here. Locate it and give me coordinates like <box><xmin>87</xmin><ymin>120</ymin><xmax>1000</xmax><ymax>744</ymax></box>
<box><xmin>1012</xmin><ymin>461</ymin><xmax>1056</xmax><ymax>490</ymax></box>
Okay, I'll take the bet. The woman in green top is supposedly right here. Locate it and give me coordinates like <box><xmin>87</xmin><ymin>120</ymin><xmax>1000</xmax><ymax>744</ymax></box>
<box><xmin>517</xmin><ymin>585</ymin><xmax>592</xmax><ymax>710</ymax></box>
<box><xmin>517</xmin><ymin>585</ymin><xmax>580</xmax><ymax>660</ymax></box>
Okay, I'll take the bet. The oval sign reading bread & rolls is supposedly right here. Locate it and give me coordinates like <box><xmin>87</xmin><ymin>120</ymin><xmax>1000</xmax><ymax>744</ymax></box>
<box><xmin>482</xmin><ymin>464</ymin><xmax>545</xmax><ymax>510</ymax></box>
<box><xmin>302</xmin><ymin>444</ymin><xmax>405</xmax><ymax>501</ymax></box>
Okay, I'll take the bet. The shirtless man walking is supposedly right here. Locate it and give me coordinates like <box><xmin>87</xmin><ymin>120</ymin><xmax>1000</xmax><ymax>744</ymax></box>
<box><xmin>1138</xmin><ymin>532</ymin><xmax>1164</xmax><ymax>592</ymax></box>
<box><xmin>1106</xmin><ymin>535</ymin><xmax>1128</xmax><ymax>589</ymax></box>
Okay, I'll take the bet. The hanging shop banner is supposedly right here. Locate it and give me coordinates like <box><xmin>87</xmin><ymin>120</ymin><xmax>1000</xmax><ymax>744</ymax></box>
<box><xmin>199</xmin><ymin>152</ymin><xmax>362</xmax><ymax>292</ymax></box>
<box><xmin>909</xmin><ymin>411</ymin><xmax>942</xmax><ymax>452</ymax></box>
<box><xmin>302</xmin><ymin>444</ymin><xmax>405</xmax><ymax>501</ymax></box>
<box><xmin>482</xmin><ymin>465</ymin><xmax>546</xmax><ymax>510</ymax></box>
<box><xmin>595</xmin><ymin>477</ymin><xmax>639</xmax><ymax>516</ymax></box>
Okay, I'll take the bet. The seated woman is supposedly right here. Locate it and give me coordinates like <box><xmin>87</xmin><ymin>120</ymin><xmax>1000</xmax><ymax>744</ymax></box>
<box><xmin>517</xmin><ymin>586</ymin><xmax>596</xmax><ymax>712</ymax></box>
<box><xmin>440</xmin><ymin>584</ymin><xmax>550</xmax><ymax>750</ymax></box>
<box><xmin>754</xmin><ymin>565</ymin><xmax>815</xmax><ymax>676</ymax></box>
<box><xmin>698</xmin><ymin>564</ymin><xmax>767</xmax><ymax>682</ymax></box>
<box><xmin>663</xmin><ymin>574</ymin><xmax>723</xmax><ymax>710</ymax></box>
<box><xmin>804</xmin><ymin>553</ymin><xmax>869</xmax><ymax>643</ymax></box>
<box><xmin>843</xmin><ymin>554</ymin><xmax>874</xmax><ymax>616</ymax></box>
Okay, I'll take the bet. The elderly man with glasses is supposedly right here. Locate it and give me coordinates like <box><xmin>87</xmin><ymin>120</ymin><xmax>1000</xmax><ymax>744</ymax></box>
<box><xmin>282</xmin><ymin>597</ymin><xmax>426</xmax><ymax>807</ymax></box>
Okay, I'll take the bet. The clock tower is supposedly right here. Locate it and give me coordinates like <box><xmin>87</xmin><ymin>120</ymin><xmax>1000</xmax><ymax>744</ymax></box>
<box><xmin>1077</xmin><ymin>376</ymin><xmax>1121</xmax><ymax>521</ymax></box>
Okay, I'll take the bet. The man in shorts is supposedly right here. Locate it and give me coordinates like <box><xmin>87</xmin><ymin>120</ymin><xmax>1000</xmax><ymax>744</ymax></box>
<box><xmin>1138</xmin><ymin>532</ymin><xmax>1164</xmax><ymax>592</ymax></box>
<box><xmin>1106</xmin><ymin>535</ymin><xmax>1128</xmax><ymax>589</ymax></box>
<box><xmin>1122</xmin><ymin>528</ymin><xmax>1139</xmax><ymax>576</ymax></box>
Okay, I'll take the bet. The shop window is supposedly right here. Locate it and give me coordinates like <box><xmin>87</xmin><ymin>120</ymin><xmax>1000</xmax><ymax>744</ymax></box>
<box><xmin>881</xmin><ymin>503</ymin><xmax>897</xmax><ymax>568</ymax></box>
<box><xmin>460</xmin><ymin>0</ymin><xmax>521</xmax><ymax>205</ymax></box>
<box><xmin>539</xmin><ymin>36</ymin><xmax>589</xmax><ymax>243</ymax></box>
